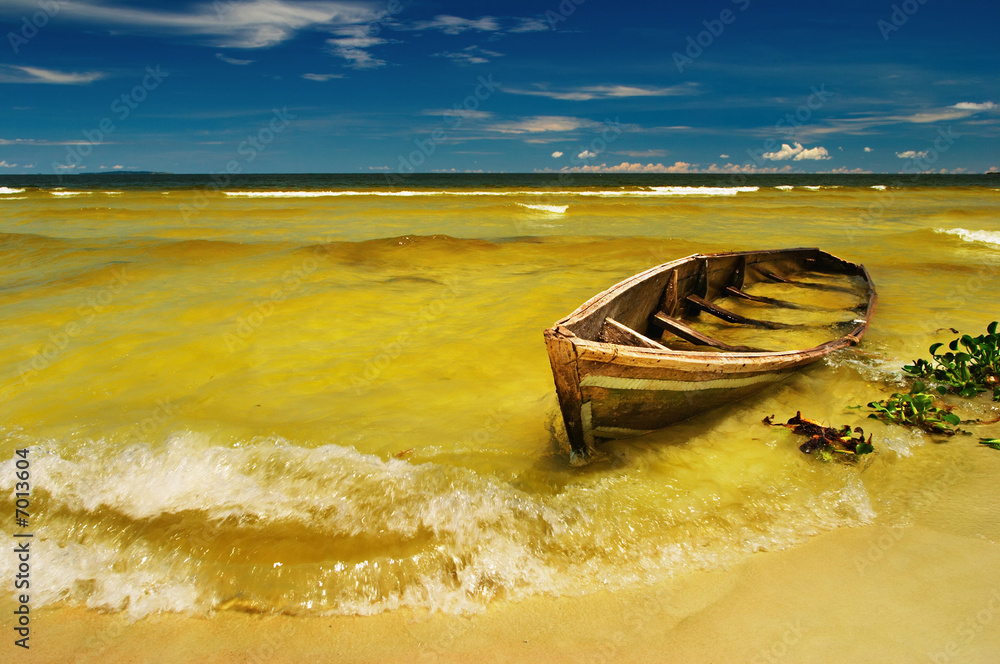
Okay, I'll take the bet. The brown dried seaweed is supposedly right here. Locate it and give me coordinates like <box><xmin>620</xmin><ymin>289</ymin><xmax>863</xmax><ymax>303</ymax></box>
<box><xmin>763</xmin><ymin>411</ymin><xmax>874</xmax><ymax>460</ymax></box>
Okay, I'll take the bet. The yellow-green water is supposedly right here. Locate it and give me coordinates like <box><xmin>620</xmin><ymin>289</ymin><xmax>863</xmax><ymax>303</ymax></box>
<box><xmin>1</xmin><ymin>177</ymin><xmax>998</xmax><ymax>619</ymax></box>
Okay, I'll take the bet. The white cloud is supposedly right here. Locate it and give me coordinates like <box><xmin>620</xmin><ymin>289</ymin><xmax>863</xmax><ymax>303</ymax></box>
<box><xmin>619</xmin><ymin>150</ymin><xmax>668</xmax><ymax>158</ymax></box>
<box><xmin>719</xmin><ymin>154</ymin><xmax>730</xmax><ymax>159</ymax></box>
<box><xmin>0</xmin><ymin>0</ymin><xmax>379</xmax><ymax>49</ymax></box>
<box><xmin>551</xmin><ymin>151</ymin><xmax>564</xmax><ymax>158</ymax></box>
<box><xmin>0</xmin><ymin>137</ymin><xmax>95</xmax><ymax>146</ymax></box>
<box><xmin>950</xmin><ymin>101</ymin><xmax>997</xmax><ymax>111</ymax></box>
<box><xmin>425</xmin><ymin>109</ymin><xmax>493</xmax><ymax>121</ymax></box>
<box><xmin>0</xmin><ymin>65</ymin><xmax>104</xmax><ymax>84</ymax></box>
<box><xmin>216</xmin><ymin>53</ymin><xmax>255</xmax><ymax>65</ymax></box>
<box><xmin>762</xmin><ymin>142</ymin><xmax>830</xmax><ymax>161</ymax></box>
<box><xmin>895</xmin><ymin>150</ymin><xmax>929</xmax><ymax>159</ymax></box>
<box><xmin>433</xmin><ymin>45</ymin><xmax>503</xmax><ymax>66</ymax></box>
<box><xmin>408</xmin><ymin>15</ymin><xmax>501</xmax><ymax>34</ymax></box>
<box><xmin>326</xmin><ymin>33</ymin><xmax>387</xmax><ymax>69</ymax></box>
<box><xmin>510</xmin><ymin>18</ymin><xmax>549</xmax><ymax>33</ymax></box>
<box><xmin>552</xmin><ymin>161</ymin><xmax>795</xmax><ymax>174</ymax></box>
<box><xmin>505</xmin><ymin>82</ymin><xmax>697</xmax><ymax>101</ymax></box>
<box><xmin>0</xmin><ymin>160</ymin><xmax>17</xmax><ymax>168</ymax></box>
<box><xmin>577</xmin><ymin>150</ymin><xmax>596</xmax><ymax>159</ymax></box>
<box><xmin>302</xmin><ymin>72</ymin><xmax>344</xmax><ymax>81</ymax></box>
<box><xmin>824</xmin><ymin>167</ymin><xmax>873</xmax><ymax>174</ymax></box>
<box><xmin>485</xmin><ymin>115</ymin><xmax>602</xmax><ymax>134</ymax></box>
<box><xmin>864</xmin><ymin>147</ymin><xmax>873</xmax><ymax>152</ymax></box>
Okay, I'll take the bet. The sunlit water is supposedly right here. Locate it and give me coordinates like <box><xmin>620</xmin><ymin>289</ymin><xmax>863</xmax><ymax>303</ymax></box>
<box><xmin>1</xmin><ymin>174</ymin><xmax>998</xmax><ymax>619</ymax></box>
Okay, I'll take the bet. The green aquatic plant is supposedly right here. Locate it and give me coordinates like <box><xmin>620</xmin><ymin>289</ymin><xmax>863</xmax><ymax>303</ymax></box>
<box><xmin>865</xmin><ymin>381</ymin><xmax>962</xmax><ymax>436</ymax></box>
<box><xmin>980</xmin><ymin>438</ymin><xmax>1000</xmax><ymax>451</ymax></box>
<box><xmin>903</xmin><ymin>321</ymin><xmax>1000</xmax><ymax>401</ymax></box>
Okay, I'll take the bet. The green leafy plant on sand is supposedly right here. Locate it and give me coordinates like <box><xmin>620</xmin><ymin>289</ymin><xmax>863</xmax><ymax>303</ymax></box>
<box><xmin>902</xmin><ymin>321</ymin><xmax>1000</xmax><ymax>401</ymax></box>
<box><xmin>980</xmin><ymin>438</ymin><xmax>1000</xmax><ymax>450</ymax></box>
<box><xmin>865</xmin><ymin>381</ymin><xmax>962</xmax><ymax>436</ymax></box>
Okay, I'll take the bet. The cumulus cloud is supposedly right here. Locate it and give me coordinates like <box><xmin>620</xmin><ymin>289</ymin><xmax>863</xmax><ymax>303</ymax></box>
<box><xmin>0</xmin><ymin>160</ymin><xmax>17</xmax><ymax>168</ymax></box>
<box><xmin>0</xmin><ymin>65</ymin><xmax>105</xmax><ymax>84</ymax></box>
<box><xmin>551</xmin><ymin>151</ymin><xmax>564</xmax><ymax>158</ymax></box>
<box><xmin>895</xmin><ymin>150</ymin><xmax>929</xmax><ymax>159</ymax></box>
<box><xmin>577</xmin><ymin>150</ymin><xmax>596</xmax><ymax>159</ymax></box>
<box><xmin>950</xmin><ymin>101</ymin><xmax>997</xmax><ymax>111</ymax></box>
<box><xmin>554</xmin><ymin>161</ymin><xmax>794</xmax><ymax>174</ymax></box>
<box><xmin>864</xmin><ymin>147</ymin><xmax>873</xmax><ymax>152</ymax></box>
<box><xmin>762</xmin><ymin>142</ymin><xmax>831</xmax><ymax>161</ymax></box>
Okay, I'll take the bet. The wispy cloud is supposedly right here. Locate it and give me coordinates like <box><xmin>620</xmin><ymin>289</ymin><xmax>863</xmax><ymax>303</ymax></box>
<box><xmin>484</xmin><ymin>115</ymin><xmax>605</xmax><ymax>134</ymax></box>
<box><xmin>0</xmin><ymin>0</ymin><xmax>379</xmax><ymax>49</ymax></box>
<box><xmin>433</xmin><ymin>45</ymin><xmax>503</xmax><ymax>65</ymax></box>
<box><xmin>0</xmin><ymin>160</ymin><xmax>17</xmax><ymax>168</ymax></box>
<box><xmin>0</xmin><ymin>65</ymin><xmax>105</xmax><ymax>84</ymax></box>
<box><xmin>762</xmin><ymin>142</ymin><xmax>831</xmax><ymax>161</ymax></box>
<box><xmin>216</xmin><ymin>53</ymin><xmax>255</xmax><ymax>65</ymax></box>
<box><xmin>0</xmin><ymin>137</ymin><xmax>95</xmax><ymax>145</ymax></box>
<box><xmin>618</xmin><ymin>149</ymin><xmax>669</xmax><ymax>158</ymax></box>
<box><xmin>788</xmin><ymin>102</ymin><xmax>999</xmax><ymax>139</ymax></box>
<box><xmin>406</xmin><ymin>15</ymin><xmax>502</xmax><ymax>34</ymax></box>
<box><xmin>302</xmin><ymin>72</ymin><xmax>345</xmax><ymax>81</ymax></box>
<box><xmin>326</xmin><ymin>33</ymin><xmax>388</xmax><ymax>69</ymax></box>
<box><xmin>509</xmin><ymin>18</ymin><xmax>550</xmax><ymax>33</ymax></box>
<box><xmin>895</xmin><ymin>150</ymin><xmax>929</xmax><ymax>159</ymax></box>
<box><xmin>505</xmin><ymin>83</ymin><xmax>698</xmax><ymax>101</ymax></box>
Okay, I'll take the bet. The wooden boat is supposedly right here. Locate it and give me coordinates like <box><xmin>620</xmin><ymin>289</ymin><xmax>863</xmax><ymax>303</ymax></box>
<box><xmin>543</xmin><ymin>248</ymin><xmax>877</xmax><ymax>463</ymax></box>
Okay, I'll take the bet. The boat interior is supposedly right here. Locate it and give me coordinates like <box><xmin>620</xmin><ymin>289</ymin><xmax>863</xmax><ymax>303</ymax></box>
<box><xmin>561</xmin><ymin>249</ymin><xmax>875</xmax><ymax>354</ymax></box>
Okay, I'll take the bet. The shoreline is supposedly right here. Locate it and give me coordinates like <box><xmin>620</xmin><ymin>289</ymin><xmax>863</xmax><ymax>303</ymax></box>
<box><xmin>16</xmin><ymin>516</ymin><xmax>1000</xmax><ymax>664</ymax></box>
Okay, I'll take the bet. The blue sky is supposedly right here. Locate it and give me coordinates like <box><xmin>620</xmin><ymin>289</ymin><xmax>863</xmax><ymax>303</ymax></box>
<box><xmin>1</xmin><ymin>0</ymin><xmax>997</xmax><ymax>174</ymax></box>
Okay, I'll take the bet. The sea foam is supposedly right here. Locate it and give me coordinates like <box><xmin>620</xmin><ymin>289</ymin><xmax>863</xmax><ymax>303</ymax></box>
<box><xmin>937</xmin><ymin>227</ymin><xmax>1000</xmax><ymax>248</ymax></box>
<box><xmin>0</xmin><ymin>433</ymin><xmax>877</xmax><ymax>618</ymax></box>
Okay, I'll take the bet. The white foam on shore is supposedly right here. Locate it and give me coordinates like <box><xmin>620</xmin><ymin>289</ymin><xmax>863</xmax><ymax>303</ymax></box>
<box><xmin>871</xmin><ymin>185</ymin><xmax>887</xmax><ymax>190</ymax></box>
<box><xmin>0</xmin><ymin>433</ymin><xmax>876</xmax><ymax>618</ymax></box>
<box><xmin>517</xmin><ymin>203</ymin><xmax>568</xmax><ymax>214</ymax></box>
<box><xmin>937</xmin><ymin>227</ymin><xmax>1000</xmax><ymax>248</ymax></box>
<box><xmin>0</xmin><ymin>187</ymin><xmax>25</xmax><ymax>194</ymax></box>
<box><xmin>50</xmin><ymin>191</ymin><xmax>92</xmax><ymax>197</ymax></box>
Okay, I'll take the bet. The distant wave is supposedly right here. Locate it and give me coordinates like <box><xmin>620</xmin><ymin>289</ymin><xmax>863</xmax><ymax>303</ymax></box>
<box><xmin>50</xmin><ymin>191</ymin><xmax>93</xmax><ymax>197</ymax></box>
<box><xmin>0</xmin><ymin>187</ymin><xmax>25</xmax><ymax>194</ymax></box>
<box><xmin>870</xmin><ymin>185</ymin><xmax>887</xmax><ymax>190</ymax></box>
<box><xmin>224</xmin><ymin>186</ymin><xmax>759</xmax><ymax>199</ymax></box>
<box><xmin>517</xmin><ymin>203</ymin><xmax>568</xmax><ymax>214</ymax></box>
<box><xmin>937</xmin><ymin>227</ymin><xmax>1000</xmax><ymax>248</ymax></box>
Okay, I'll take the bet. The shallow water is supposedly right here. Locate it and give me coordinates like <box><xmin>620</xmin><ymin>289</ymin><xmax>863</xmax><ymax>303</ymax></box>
<box><xmin>1</xmin><ymin>174</ymin><xmax>998</xmax><ymax>619</ymax></box>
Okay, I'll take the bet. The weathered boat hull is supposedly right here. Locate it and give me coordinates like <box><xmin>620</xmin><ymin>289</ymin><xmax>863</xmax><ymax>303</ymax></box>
<box><xmin>544</xmin><ymin>248</ymin><xmax>876</xmax><ymax>462</ymax></box>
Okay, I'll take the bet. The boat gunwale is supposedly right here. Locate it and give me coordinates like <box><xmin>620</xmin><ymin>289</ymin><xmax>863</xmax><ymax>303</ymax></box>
<box><xmin>547</xmin><ymin>247</ymin><xmax>877</xmax><ymax>365</ymax></box>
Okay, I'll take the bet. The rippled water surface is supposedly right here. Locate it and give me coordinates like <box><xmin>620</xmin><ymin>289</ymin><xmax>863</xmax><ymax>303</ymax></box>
<box><xmin>1</xmin><ymin>174</ymin><xmax>998</xmax><ymax>618</ymax></box>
